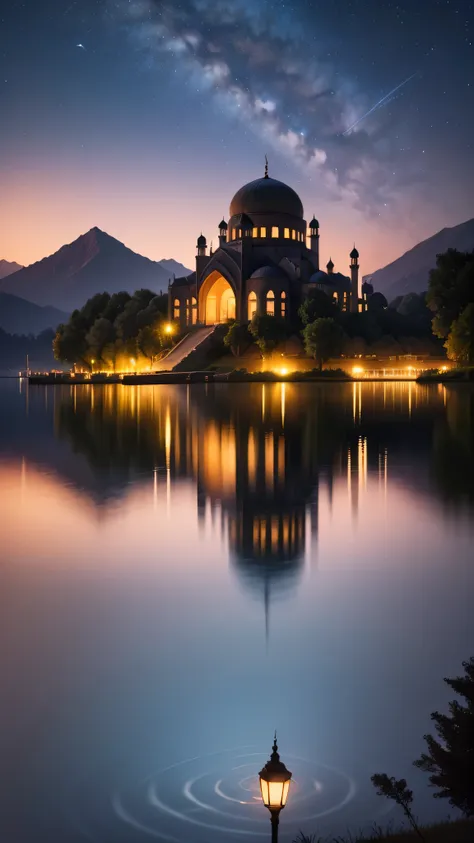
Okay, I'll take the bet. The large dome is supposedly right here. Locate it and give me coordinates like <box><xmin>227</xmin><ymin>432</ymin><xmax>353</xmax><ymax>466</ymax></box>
<box><xmin>229</xmin><ymin>176</ymin><xmax>304</xmax><ymax>219</ymax></box>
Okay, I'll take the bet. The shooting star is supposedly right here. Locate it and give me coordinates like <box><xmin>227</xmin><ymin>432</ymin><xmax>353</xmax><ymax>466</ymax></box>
<box><xmin>76</xmin><ymin>43</ymin><xmax>86</xmax><ymax>50</ymax></box>
<box><xmin>344</xmin><ymin>73</ymin><xmax>417</xmax><ymax>135</ymax></box>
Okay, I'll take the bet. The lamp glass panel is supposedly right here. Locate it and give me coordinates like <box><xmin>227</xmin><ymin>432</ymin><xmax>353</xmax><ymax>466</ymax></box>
<box><xmin>268</xmin><ymin>781</ymin><xmax>285</xmax><ymax>807</ymax></box>
<box><xmin>282</xmin><ymin>779</ymin><xmax>290</xmax><ymax>806</ymax></box>
<box><xmin>260</xmin><ymin>778</ymin><xmax>269</xmax><ymax>806</ymax></box>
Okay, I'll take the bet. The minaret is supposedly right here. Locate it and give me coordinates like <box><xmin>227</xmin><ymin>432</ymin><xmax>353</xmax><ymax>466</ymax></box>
<box><xmin>350</xmin><ymin>245</ymin><xmax>359</xmax><ymax>313</ymax></box>
<box><xmin>218</xmin><ymin>218</ymin><xmax>228</xmax><ymax>247</ymax></box>
<box><xmin>197</xmin><ymin>233</ymin><xmax>207</xmax><ymax>257</ymax></box>
<box><xmin>326</xmin><ymin>257</ymin><xmax>334</xmax><ymax>275</ymax></box>
<box><xmin>309</xmin><ymin>216</ymin><xmax>320</xmax><ymax>269</ymax></box>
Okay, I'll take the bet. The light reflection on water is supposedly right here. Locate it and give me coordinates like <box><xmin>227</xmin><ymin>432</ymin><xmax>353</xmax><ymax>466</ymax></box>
<box><xmin>0</xmin><ymin>380</ymin><xmax>473</xmax><ymax>843</ymax></box>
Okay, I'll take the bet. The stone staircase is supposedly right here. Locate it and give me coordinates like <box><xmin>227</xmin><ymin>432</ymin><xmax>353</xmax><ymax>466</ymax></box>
<box><xmin>157</xmin><ymin>325</ymin><xmax>219</xmax><ymax>371</ymax></box>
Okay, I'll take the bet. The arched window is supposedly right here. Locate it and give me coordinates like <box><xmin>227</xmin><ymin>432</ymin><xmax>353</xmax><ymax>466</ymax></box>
<box><xmin>260</xmin><ymin>227</ymin><xmax>267</xmax><ymax>238</ymax></box>
<box><xmin>191</xmin><ymin>296</ymin><xmax>197</xmax><ymax>324</ymax></box>
<box><xmin>252</xmin><ymin>227</ymin><xmax>258</xmax><ymax>238</ymax></box>
<box><xmin>284</xmin><ymin>227</ymin><xmax>290</xmax><ymax>238</ymax></box>
<box><xmin>248</xmin><ymin>291</ymin><xmax>257</xmax><ymax>321</ymax></box>
<box><xmin>173</xmin><ymin>298</ymin><xmax>180</xmax><ymax>320</ymax></box>
<box><xmin>266</xmin><ymin>290</ymin><xmax>275</xmax><ymax>316</ymax></box>
<box><xmin>281</xmin><ymin>291</ymin><xmax>287</xmax><ymax>318</ymax></box>
<box><xmin>291</xmin><ymin>229</ymin><xmax>296</xmax><ymax>239</ymax></box>
<box><xmin>272</xmin><ymin>226</ymin><xmax>279</xmax><ymax>238</ymax></box>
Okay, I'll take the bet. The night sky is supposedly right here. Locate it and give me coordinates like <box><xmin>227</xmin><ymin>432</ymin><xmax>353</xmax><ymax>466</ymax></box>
<box><xmin>1</xmin><ymin>0</ymin><xmax>473</xmax><ymax>273</ymax></box>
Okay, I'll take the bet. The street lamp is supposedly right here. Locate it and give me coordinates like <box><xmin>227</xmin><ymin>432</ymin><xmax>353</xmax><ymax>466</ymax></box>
<box><xmin>164</xmin><ymin>323</ymin><xmax>174</xmax><ymax>335</ymax></box>
<box><xmin>259</xmin><ymin>733</ymin><xmax>292</xmax><ymax>843</ymax></box>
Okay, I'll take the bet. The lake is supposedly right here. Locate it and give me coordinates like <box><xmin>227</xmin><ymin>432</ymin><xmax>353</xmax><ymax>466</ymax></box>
<box><xmin>0</xmin><ymin>379</ymin><xmax>473</xmax><ymax>843</ymax></box>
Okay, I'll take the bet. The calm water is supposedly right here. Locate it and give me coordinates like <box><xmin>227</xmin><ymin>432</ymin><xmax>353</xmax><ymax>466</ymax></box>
<box><xmin>0</xmin><ymin>379</ymin><xmax>473</xmax><ymax>843</ymax></box>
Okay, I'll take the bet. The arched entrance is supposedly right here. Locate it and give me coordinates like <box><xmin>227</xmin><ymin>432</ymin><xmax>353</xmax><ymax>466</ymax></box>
<box><xmin>199</xmin><ymin>271</ymin><xmax>236</xmax><ymax>324</ymax></box>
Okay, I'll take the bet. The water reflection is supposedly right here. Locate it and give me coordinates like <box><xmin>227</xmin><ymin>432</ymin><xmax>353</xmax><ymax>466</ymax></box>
<box><xmin>15</xmin><ymin>381</ymin><xmax>472</xmax><ymax>612</ymax></box>
<box><xmin>1</xmin><ymin>380</ymin><xmax>474</xmax><ymax>843</ymax></box>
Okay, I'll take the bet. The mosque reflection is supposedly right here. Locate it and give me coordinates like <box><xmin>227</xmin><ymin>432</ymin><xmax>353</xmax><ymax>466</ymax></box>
<box><xmin>47</xmin><ymin>380</ymin><xmax>474</xmax><ymax>621</ymax></box>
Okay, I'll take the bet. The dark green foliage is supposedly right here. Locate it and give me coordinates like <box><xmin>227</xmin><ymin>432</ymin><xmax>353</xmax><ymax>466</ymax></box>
<box><xmin>223</xmin><ymin>321</ymin><xmax>251</xmax><ymax>356</ymax></box>
<box><xmin>249</xmin><ymin>314</ymin><xmax>288</xmax><ymax>356</ymax></box>
<box><xmin>298</xmin><ymin>288</ymin><xmax>336</xmax><ymax>325</ymax></box>
<box><xmin>414</xmin><ymin>657</ymin><xmax>474</xmax><ymax>817</ymax></box>
<box><xmin>371</xmin><ymin>775</ymin><xmax>424</xmax><ymax>840</ymax></box>
<box><xmin>136</xmin><ymin>323</ymin><xmax>164</xmax><ymax>366</ymax></box>
<box><xmin>302</xmin><ymin>317</ymin><xmax>344</xmax><ymax>370</ymax></box>
<box><xmin>426</xmin><ymin>249</ymin><xmax>474</xmax><ymax>339</ymax></box>
<box><xmin>53</xmin><ymin>288</ymin><xmax>165</xmax><ymax>367</ymax></box>
<box><xmin>445</xmin><ymin>303</ymin><xmax>474</xmax><ymax>364</ymax></box>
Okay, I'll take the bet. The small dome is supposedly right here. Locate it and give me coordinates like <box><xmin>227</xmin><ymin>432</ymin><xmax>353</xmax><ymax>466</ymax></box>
<box><xmin>250</xmin><ymin>265</ymin><xmax>289</xmax><ymax>280</ymax></box>
<box><xmin>230</xmin><ymin>176</ymin><xmax>304</xmax><ymax>219</ymax></box>
<box><xmin>218</xmin><ymin>219</ymin><xmax>228</xmax><ymax>230</ymax></box>
<box><xmin>326</xmin><ymin>258</ymin><xmax>334</xmax><ymax>271</ymax></box>
<box><xmin>197</xmin><ymin>233</ymin><xmax>207</xmax><ymax>246</ymax></box>
<box><xmin>309</xmin><ymin>217</ymin><xmax>320</xmax><ymax>230</ymax></box>
<box><xmin>350</xmin><ymin>246</ymin><xmax>359</xmax><ymax>259</ymax></box>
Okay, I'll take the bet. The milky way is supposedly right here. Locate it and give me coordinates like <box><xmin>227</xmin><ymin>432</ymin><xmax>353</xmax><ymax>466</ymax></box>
<box><xmin>114</xmin><ymin>0</ymin><xmax>422</xmax><ymax>215</ymax></box>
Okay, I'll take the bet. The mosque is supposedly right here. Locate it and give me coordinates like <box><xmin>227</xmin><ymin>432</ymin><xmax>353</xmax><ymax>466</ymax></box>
<box><xmin>168</xmin><ymin>161</ymin><xmax>374</xmax><ymax>330</ymax></box>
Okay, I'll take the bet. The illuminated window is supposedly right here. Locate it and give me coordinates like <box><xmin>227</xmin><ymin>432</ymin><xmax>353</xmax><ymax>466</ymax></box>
<box><xmin>248</xmin><ymin>291</ymin><xmax>257</xmax><ymax>321</ymax></box>
<box><xmin>266</xmin><ymin>289</ymin><xmax>275</xmax><ymax>316</ymax></box>
<box><xmin>292</xmin><ymin>229</ymin><xmax>296</xmax><ymax>239</ymax></box>
<box><xmin>253</xmin><ymin>227</ymin><xmax>259</xmax><ymax>238</ymax></box>
<box><xmin>232</xmin><ymin>229</ymin><xmax>237</xmax><ymax>240</ymax></box>
<box><xmin>237</xmin><ymin>228</ymin><xmax>242</xmax><ymax>239</ymax></box>
<box><xmin>173</xmin><ymin>298</ymin><xmax>180</xmax><ymax>320</ymax></box>
<box><xmin>284</xmin><ymin>227</ymin><xmax>290</xmax><ymax>238</ymax></box>
<box><xmin>192</xmin><ymin>296</ymin><xmax>197</xmax><ymax>324</ymax></box>
<box><xmin>272</xmin><ymin>226</ymin><xmax>279</xmax><ymax>238</ymax></box>
<box><xmin>260</xmin><ymin>227</ymin><xmax>267</xmax><ymax>238</ymax></box>
<box><xmin>281</xmin><ymin>290</ymin><xmax>286</xmax><ymax>318</ymax></box>
<box><xmin>358</xmin><ymin>302</ymin><xmax>363</xmax><ymax>313</ymax></box>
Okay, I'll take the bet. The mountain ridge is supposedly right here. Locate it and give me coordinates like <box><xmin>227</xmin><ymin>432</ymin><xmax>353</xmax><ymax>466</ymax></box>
<box><xmin>0</xmin><ymin>292</ymin><xmax>69</xmax><ymax>336</ymax></box>
<box><xmin>0</xmin><ymin>259</ymin><xmax>24</xmax><ymax>279</ymax></box>
<box><xmin>365</xmin><ymin>217</ymin><xmax>474</xmax><ymax>299</ymax></box>
<box><xmin>0</xmin><ymin>228</ymin><xmax>191</xmax><ymax>311</ymax></box>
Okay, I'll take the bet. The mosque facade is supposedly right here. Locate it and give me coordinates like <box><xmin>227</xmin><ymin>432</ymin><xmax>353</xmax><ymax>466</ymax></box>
<box><xmin>168</xmin><ymin>164</ymin><xmax>374</xmax><ymax>330</ymax></box>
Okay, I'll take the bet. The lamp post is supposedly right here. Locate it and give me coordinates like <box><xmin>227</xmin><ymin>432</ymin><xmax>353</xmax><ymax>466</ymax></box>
<box><xmin>259</xmin><ymin>734</ymin><xmax>292</xmax><ymax>843</ymax></box>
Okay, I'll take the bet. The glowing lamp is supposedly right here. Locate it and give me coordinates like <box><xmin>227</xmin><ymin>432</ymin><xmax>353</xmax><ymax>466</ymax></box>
<box><xmin>130</xmin><ymin>358</ymin><xmax>136</xmax><ymax>366</ymax></box>
<box><xmin>259</xmin><ymin>734</ymin><xmax>292</xmax><ymax>843</ymax></box>
<box><xmin>352</xmin><ymin>366</ymin><xmax>364</xmax><ymax>375</ymax></box>
<box><xmin>279</xmin><ymin>367</ymin><xmax>289</xmax><ymax>376</ymax></box>
<box><xmin>164</xmin><ymin>324</ymin><xmax>174</xmax><ymax>335</ymax></box>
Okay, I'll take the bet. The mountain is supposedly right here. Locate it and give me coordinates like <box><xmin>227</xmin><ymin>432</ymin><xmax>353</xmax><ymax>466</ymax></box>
<box><xmin>0</xmin><ymin>259</ymin><xmax>23</xmax><ymax>279</ymax></box>
<box><xmin>158</xmin><ymin>258</ymin><xmax>191</xmax><ymax>278</ymax></box>
<box><xmin>0</xmin><ymin>228</ymin><xmax>191</xmax><ymax>311</ymax></box>
<box><xmin>365</xmin><ymin>218</ymin><xmax>474</xmax><ymax>300</ymax></box>
<box><xmin>0</xmin><ymin>292</ymin><xmax>68</xmax><ymax>336</ymax></box>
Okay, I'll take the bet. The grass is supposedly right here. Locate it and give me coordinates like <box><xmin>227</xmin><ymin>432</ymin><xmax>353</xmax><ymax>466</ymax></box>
<box><xmin>294</xmin><ymin>818</ymin><xmax>474</xmax><ymax>842</ymax></box>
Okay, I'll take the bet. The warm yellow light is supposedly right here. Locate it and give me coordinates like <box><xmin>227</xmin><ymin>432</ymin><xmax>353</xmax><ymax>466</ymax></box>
<box><xmin>130</xmin><ymin>358</ymin><xmax>136</xmax><ymax>365</ymax></box>
<box><xmin>91</xmin><ymin>359</ymin><xmax>95</xmax><ymax>364</ymax></box>
<box><xmin>352</xmin><ymin>366</ymin><xmax>364</xmax><ymax>375</ymax></box>
<box><xmin>164</xmin><ymin>324</ymin><xmax>174</xmax><ymax>335</ymax></box>
<box><xmin>279</xmin><ymin>367</ymin><xmax>289</xmax><ymax>376</ymax></box>
<box><xmin>441</xmin><ymin>365</ymin><xmax>448</xmax><ymax>372</ymax></box>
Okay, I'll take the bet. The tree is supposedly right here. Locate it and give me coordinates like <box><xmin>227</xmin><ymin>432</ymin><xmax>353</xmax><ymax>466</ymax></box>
<box><xmin>445</xmin><ymin>303</ymin><xmax>474</xmax><ymax>365</ymax></box>
<box><xmin>223</xmin><ymin>321</ymin><xmax>250</xmax><ymax>357</ymax></box>
<box><xmin>115</xmin><ymin>289</ymin><xmax>157</xmax><ymax>341</ymax></box>
<box><xmin>426</xmin><ymin>249</ymin><xmax>474</xmax><ymax>339</ymax></box>
<box><xmin>85</xmin><ymin>317</ymin><xmax>116</xmax><ymax>368</ymax></box>
<box><xmin>371</xmin><ymin>774</ymin><xmax>425</xmax><ymax>840</ymax></box>
<box><xmin>298</xmin><ymin>288</ymin><xmax>336</xmax><ymax>325</ymax></box>
<box><xmin>53</xmin><ymin>319</ymin><xmax>88</xmax><ymax>366</ymax></box>
<box><xmin>302</xmin><ymin>317</ymin><xmax>344</xmax><ymax>370</ymax></box>
<box><xmin>136</xmin><ymin>323</ymin><xmax>163</xmax><ymax>367</ymax></box>
<box><xmin>414</xmin><ymin>657</ymin><xmax>474</xmax><ymax>817</ymax></box>
<box><xmin>249</xmin><ymin>315</ymin><xmax>287</xmax><ymax>357</ymax></box>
